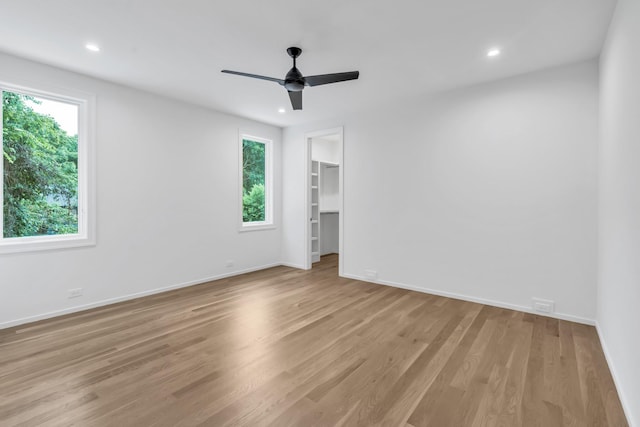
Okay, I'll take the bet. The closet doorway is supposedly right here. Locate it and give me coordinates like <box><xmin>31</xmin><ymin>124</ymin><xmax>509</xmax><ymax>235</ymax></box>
<box><xmin>305</xmin><ymin>127</ymin><xmax>343</xmax><ymax>275</ymax></box>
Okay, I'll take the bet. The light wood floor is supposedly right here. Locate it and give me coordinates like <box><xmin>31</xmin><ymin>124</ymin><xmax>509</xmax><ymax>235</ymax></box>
<box><xmin>0</xmin><ymin>255</ymin><xmax>627</xmax><ymax>426</ymax></box>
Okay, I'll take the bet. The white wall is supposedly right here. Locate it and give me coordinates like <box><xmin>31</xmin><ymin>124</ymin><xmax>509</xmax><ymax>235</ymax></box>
<box><xmin>598</xmin><ymin>0</ymin><xmax>640</xmax><ymax>424</ymax></box>
<box><xmin>0</xmin><ymin>52</ymin><xmax>282</xmax><ymax>328</ymax></box>
<box><xmin>283</xmin><ymin>60</ymin><xmax>599</xmax><ymax>323</ymax></box>
<box><xmin>320</xmin><ymin>165</ymin><xmax>340</xmax><ymax>211</ymax></box>
<box><xmin>311</xmin><ymin>137</ymin><xmax>340</xmax><ymax>164</ymax></box>
<box><xmin>320</xmin><ymin>213</ymin><xmax>339</xmax><ymax>255</ymax></box>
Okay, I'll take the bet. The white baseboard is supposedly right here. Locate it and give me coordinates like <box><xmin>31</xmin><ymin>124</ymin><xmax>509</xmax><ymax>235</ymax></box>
<box><xmin>595</xmin><ymin>322</ymin><xmax>635</xmax><ymax>427</ymax></box>
<box><xmin>1</xmin><ymin>263</ymin><xmax>596</xmax><ymax>329</ymax></box>
<box><xmin>0</xmin><ymin>262</ymin><xmax>283</xmax><ymax>330</ymax></box>
<box><xmin>280</xmin><ymin>262</ymin><xmax>308</xmax><ymax>270</ymax></box>
<box><xmin>341</xmin><ymin>273</ymin><xmax>595</xmax><ymax>326</ymax></box>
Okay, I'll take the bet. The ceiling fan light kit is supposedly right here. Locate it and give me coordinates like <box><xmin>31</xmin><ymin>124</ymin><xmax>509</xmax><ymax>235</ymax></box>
<box><xmin>222</xmin><ymin>47</ymin><xmax>359</xmax><ymax>111</ymax></box>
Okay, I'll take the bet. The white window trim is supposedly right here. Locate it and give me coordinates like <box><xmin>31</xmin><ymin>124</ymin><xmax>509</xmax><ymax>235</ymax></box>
<box><xmin>238</xmin><ymin>132</ymin><xmax>274</xmax><ymax>232</ymax></box>
<box><xmin>0</xmin><ymin>81</ymin><xmax>96</xmax><ymax>254</ymax></box>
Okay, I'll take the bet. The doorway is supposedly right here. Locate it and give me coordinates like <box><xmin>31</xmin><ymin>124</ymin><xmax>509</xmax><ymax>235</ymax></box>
<box><xmin>305</xmin><ymin>127</ymin><xmax>344</xmax><ymax>275</ymax></box>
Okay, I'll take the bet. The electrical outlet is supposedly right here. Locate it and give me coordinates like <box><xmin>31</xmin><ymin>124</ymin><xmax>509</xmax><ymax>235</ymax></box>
<box><xmin>225</xmin><ymin>260</ymin><xmax>234</xmax><ymax>268</ymax></box>
<box><xmin>532</xmin><ymin>298</ymin><xmax>554</xmax><ymax>314</ymax></box>
<box><xmin>364</xmin><ymin>269</ymin><xmax>378</xmax><ymax>281</ymax></box>
<box><xmin>68</xmin><ymin>288</ymin><xmax>83</xmax><ymax>299</ymax></box>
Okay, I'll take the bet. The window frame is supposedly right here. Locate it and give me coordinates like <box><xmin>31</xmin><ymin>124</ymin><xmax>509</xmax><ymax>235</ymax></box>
<box><xmin>0</xmin><ymin>81</ymin><xmax>96</xmax><ymax>254</ymax></box>
<box><xmin>238</xmin><ymin>133</ymin><xmax>274</xmax><ymax>232</ymax></box>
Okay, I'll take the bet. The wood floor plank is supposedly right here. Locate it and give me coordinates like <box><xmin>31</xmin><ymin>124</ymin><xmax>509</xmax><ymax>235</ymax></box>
<box><xmin>0</xmin><ymin>254</ymin><xmax>628</xmax><ymax>426</ymax></box>
<box><xmin>407</xmin><ymin>305</ymin><xmax>492</xmax><ymax>427</ymax></box>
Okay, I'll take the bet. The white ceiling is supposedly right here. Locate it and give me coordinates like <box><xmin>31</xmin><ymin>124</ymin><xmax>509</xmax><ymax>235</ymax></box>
<box><xmin>0</xmin><ymin>0</ymin><xmax>616</xmax><ymax>128</ymax></box>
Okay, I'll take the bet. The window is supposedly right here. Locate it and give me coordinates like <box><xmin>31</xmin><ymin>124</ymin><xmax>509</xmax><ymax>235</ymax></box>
<box><xmin>0</xmin><ymin>83</ymin><xmax>94</xmax><ymax>253</ymax></box>
<box><xmin>240</xmin><ymin>134</ymin><xmax>273</xmax><ymax>230</ymax></box>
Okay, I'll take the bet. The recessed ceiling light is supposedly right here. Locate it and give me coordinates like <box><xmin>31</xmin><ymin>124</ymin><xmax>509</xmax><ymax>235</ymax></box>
<box><xmin>85</xmin><ymin>43</ymin><xmax>100</xmax><ymax>52</ymax></box>
<box><xmin>487</xmin><ymin>48</ymin><xmax>501</xmax><ymax>58</ymax></box>
<box><xmin>278</xmin><ymin>108</ymin><xmax>286</xmax><ymax>113</ymax></box>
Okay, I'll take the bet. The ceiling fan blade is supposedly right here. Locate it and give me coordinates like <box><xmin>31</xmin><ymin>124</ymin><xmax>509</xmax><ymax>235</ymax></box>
<box><xmin>288</xmin><ymin>91</ymin><xmax>302</xmax><ymax>110</ymax></box>
<box><xmin>221</xmin><ymin>70</ymin><xmax>284</xmax><ymax>85</ymax></box>
<box><xmin>304</xmin><ymin>71</ymin><xmax>359</xmax><ymax>87</ymax></box>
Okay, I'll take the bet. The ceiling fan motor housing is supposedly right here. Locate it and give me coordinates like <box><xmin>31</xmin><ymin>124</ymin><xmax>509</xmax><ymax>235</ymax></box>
<box><xmin>284</xmin><ymin>67</ymin><xmax>305</xmax><ymax>92</ymax></box>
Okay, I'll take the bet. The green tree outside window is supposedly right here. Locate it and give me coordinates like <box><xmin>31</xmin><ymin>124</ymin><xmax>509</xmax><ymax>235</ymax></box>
<box><xmin>242</xmin><ymin>139</ymin><xmax>266</xmax><ymax>222</ymax></box>
<box><xmin>2</xmin><ymin>91</ymin><xmax>79</xmax><ymax>238</ymax></box>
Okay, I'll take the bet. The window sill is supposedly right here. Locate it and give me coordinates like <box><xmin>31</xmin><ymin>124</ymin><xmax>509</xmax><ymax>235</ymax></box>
<box><xmin>0</xmin><ymin>235</ymin><xmax>95</xmax><ymax>255</ymax></box>
<box><xmin>238</xmin><ymin>224</ymin><xmax>277</xmax><ymax>233</ymax></box>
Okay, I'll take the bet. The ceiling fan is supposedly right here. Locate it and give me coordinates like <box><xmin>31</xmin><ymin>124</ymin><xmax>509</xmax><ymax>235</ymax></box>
<box><xmin>221</xmin><ymin>47</ymin><xmax>359</xmax><ymax>111</ymax></box>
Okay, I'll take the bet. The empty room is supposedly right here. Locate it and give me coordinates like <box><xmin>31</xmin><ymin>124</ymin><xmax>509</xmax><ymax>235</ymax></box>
<box><xmin>0</xmin><ymin>0</ymin><xmax>638</xmax><ymax>426</ymax></box>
